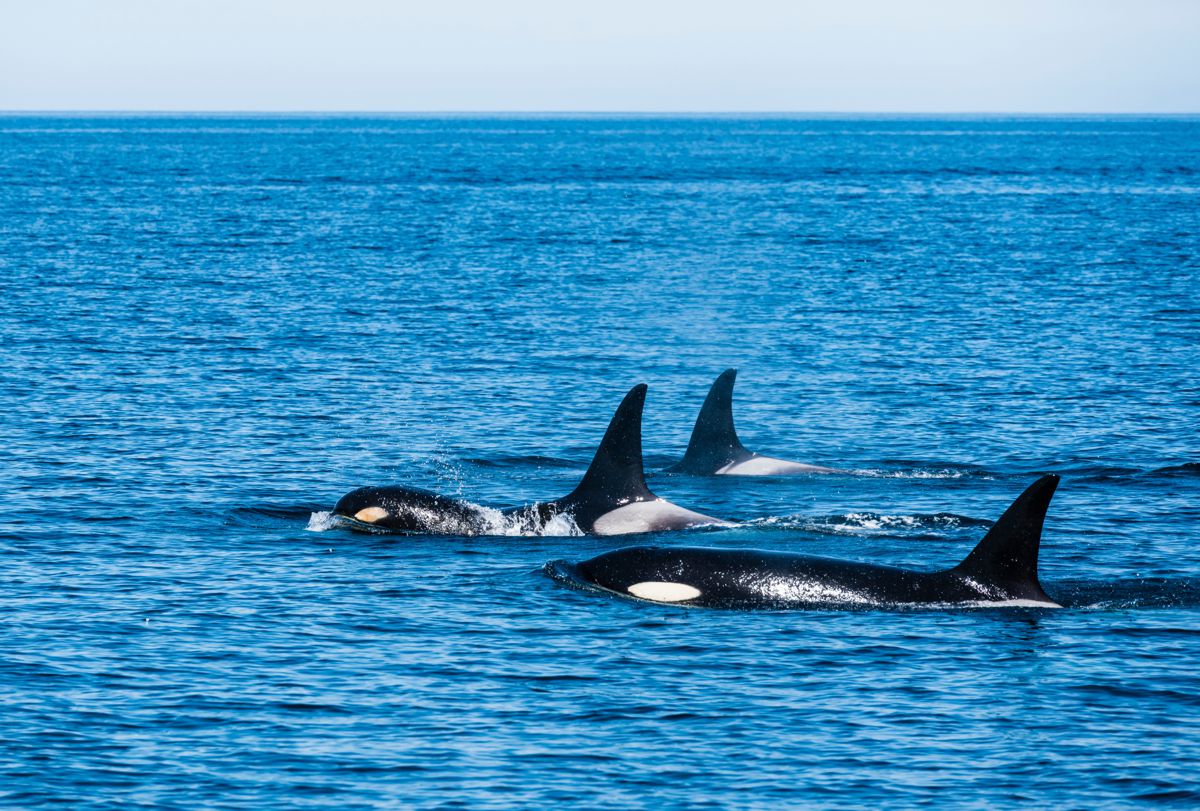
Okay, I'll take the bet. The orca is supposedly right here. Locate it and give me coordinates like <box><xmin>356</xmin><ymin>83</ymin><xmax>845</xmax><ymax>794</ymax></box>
<box><xmin>668</xmin><ymin>369</ymin><xmax>839</xmax><ymax>475</ymax></box>
<box><xmin>332</xmin><ymin>384</ymin><xmax>731</xmax><ymax>536</ymax></box>
<box><xmin>547</xmin><ymin>475</ymin><xmax>1062</xmax><ymax>608</ymax></box>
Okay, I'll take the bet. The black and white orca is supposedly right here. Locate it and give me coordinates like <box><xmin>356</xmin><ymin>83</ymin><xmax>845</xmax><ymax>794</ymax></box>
<box><xmin>333</xmin><ymin>384</ymin><xmax>731</xmax><ymax>536</ymax></box>
<box><xmin>548</xmin><ymin>475</ymin><xmax>1062</xmax><ymax>608</ymax></box>
<box><xmin>668</xmin><ymin>369</ymin><xmax>839</xmax><ymax>475</ymax></box>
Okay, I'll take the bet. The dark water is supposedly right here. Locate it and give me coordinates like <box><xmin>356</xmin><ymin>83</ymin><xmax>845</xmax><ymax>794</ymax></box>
<box><xmin>2</xmin><ymin>115</ymin><xmax>1199</xmax><ymax>808</ymax></box>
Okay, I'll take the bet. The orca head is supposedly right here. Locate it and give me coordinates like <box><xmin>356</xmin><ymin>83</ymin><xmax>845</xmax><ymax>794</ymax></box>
<box><xmin>573</xmin><ymin>546</ymin><xmax>708</xmax><ymax>603</ymax></box>
<box><xmin>334</xmin><ymin>485</ymin><xmax>487</xmax><ymax>534</ymax></box>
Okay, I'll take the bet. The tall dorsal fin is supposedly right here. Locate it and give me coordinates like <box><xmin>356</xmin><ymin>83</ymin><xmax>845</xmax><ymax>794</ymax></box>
<box><xmin>565</xmin><ymin>384</ymin><xmax>655</xmax><ymax>507</ymax></box>
<box><xmin>951</xmin><ymin>475</ymin><xmax>1060</xmax><ymax>600</ymax></box>
<box><xmin>671</xmin><ymin>369</ymin><xmax>751</xmax><ymax>474</ymax></box>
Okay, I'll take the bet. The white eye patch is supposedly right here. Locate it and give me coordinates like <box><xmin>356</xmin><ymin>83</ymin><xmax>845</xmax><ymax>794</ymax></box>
<box><xmin>353</xmin><ymin>507</ymin><xmax>389</xmax><ymax>523</ymax></box>
<box><xmin>627</xmin><ymin>581</ymin><xmax>701</xmax><ymax>603</ymax></box>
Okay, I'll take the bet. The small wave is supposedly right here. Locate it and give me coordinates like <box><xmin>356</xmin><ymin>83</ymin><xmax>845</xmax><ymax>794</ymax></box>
<box><xmin>748</xmin><ymin>512</ymin><xmax>991</xmax><ymax>537</ymax></box>
<box><xmin>226</xmin><ymin>504</ymin><xmax>328</xmax><ymax>528</ymax></box>
<box><xmin>1055</xmin><ymin>462</ymin><xmax>1199</xmax><ymax>483</ymax></box>
<box><xmin>1051</xmin><ymin>578</ymin><xmax>1200</xmax><ymax>610</ymax></box>
<box><xmin>1147</xmin><ymin>462</ymin><xmax>1200</xmax><ymax>478</ymax></box>
<box><xmin>237</xmin><ymin>504</ymin><xmax>321</xmax><ymax>520</ymax></box>
<box><xmin>462</xmin><ymin>455</ymin><xmax>577</xmax><ymax>469</ymax></box>
<box><xmin>544</xmin><ymin>559</ymin><xmax>586</xmax><ymax>588</ymax></box>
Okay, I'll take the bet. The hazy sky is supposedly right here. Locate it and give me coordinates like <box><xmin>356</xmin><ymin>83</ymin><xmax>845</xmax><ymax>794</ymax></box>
<box><xmin>3</xmin><ymin>0</ymin><xmax>1198</xmax><ymax>112</ymax></box>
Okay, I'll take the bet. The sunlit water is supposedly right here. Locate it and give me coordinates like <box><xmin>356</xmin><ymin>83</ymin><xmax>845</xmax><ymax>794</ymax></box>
<box><xmin>1</xmin><ymin>115</ymin><xmax>1198</xmax><ymax>808</ymax></box>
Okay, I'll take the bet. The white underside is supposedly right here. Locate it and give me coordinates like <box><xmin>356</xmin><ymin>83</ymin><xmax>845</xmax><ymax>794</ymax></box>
<box><xmin>957</xmin><ymin>577</ymin><xmax>1062</xmax><ymax>608</ymax></box>
<box><xmin>627</xmin><ymin>581</ymin><xmax>702</xmax><ymax>602</ymax></box>
<box><xmin>591</xmin><ymin>499</ymin><xmax>733</xmax><ymax>536</ymax></box>
<box><xmin>962</xmin><ymin>598</ymin><xmax>1063</xmax><ymax>608</ymax></box>
<box><xmin>715</xmin><ymin>455</ymin><xmax>837</xmax><ymax>476</ymax></box>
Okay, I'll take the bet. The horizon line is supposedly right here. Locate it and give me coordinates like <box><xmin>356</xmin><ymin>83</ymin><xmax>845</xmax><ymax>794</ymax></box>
<box><xmin>1</xmin><ymin>109</ymin><xmax>1199</xmax><ymax>118</ymax></box>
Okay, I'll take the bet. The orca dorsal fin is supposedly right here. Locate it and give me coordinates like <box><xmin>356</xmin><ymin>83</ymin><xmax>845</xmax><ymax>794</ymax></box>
<box><xmin>672</xmin><ymin>369</ymin><xmax>751</xmax><ymax>474</ymax></box>
<box><xmin>565</xmin><ymin>384</ymin><xmax>655</xmax><ymax>507</ymax></box>
<box><xmin>951</xmin><ymin>475</ymin><xmax>1060</xmax><ymax>600</ymax></box>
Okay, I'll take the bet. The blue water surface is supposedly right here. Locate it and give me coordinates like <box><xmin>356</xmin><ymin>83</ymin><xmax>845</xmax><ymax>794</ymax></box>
<box><xmin>1</xmin><ymin>114</ymin><xmax>1199</xmax><ymax>808</ymax></box>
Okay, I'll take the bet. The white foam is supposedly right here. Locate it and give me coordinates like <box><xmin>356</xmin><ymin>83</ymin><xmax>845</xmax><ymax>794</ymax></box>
<box><xmin>749</xmin><ymin>511</ymin><xmax>982</xmax><ymax>538</ymax></box>
<box><xmin>481</xmin><ymin>506</ymin><xmax>585</xmax><ymax>537</ymax></box>
<box><xmin>538</xmin><ymin>511</ymin><xmax>586</xmax><ymax>537</ymax></box>
<box><xmin>852</xmin><ymin>468</ymin><xmax>991</xmax><ymax>480</ymax></box>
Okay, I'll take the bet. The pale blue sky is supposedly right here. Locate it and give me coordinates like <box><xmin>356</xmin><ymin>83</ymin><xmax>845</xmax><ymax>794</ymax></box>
<box><xmin>2</xmin><ymin>0</ymin><xmax>1198</xmax><ymax>112</ymax></box>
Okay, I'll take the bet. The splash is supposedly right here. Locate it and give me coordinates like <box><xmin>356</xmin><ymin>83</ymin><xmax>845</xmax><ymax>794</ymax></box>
<box><xmin>532</xmin><ymin>511</ymin><xmax>585</xmax><ymax>537</ymax></box>
<box><xmin>306</xmin><ymin>511</ymin><xmax>341</xmax><ymax>532</ymax></box>
<box><xmin>428</xmin><ymin>451</ymin><xmax>468</xmax><ymax>497</ymax></box>
<box><xmin>473</xmin><ymin>505</ymin><xmax>585</xmax><ymax>537</ymax></box>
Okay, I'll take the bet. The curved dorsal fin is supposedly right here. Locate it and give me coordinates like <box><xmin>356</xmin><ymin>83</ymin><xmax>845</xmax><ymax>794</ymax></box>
<box><xmin>565</xmin><ymin>384</ymin><xmax>655</xmax><ymax>507</ymax></box>
<box><xmin>951</xmin><ymin>475</ymin><xmax>1059</xmax><ymax>600</ymax></box>
<box><xmin>671</xmin><ymin>369</ymin><xmax>751</xmax><ymax>473</ymax></box>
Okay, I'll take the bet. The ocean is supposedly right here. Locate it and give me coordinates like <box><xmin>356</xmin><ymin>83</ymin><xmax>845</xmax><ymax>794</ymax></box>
<box><xmin>1</xmin><ymin>114</ymin><xmax>1198</xmax><ymax>808</ymax></box>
